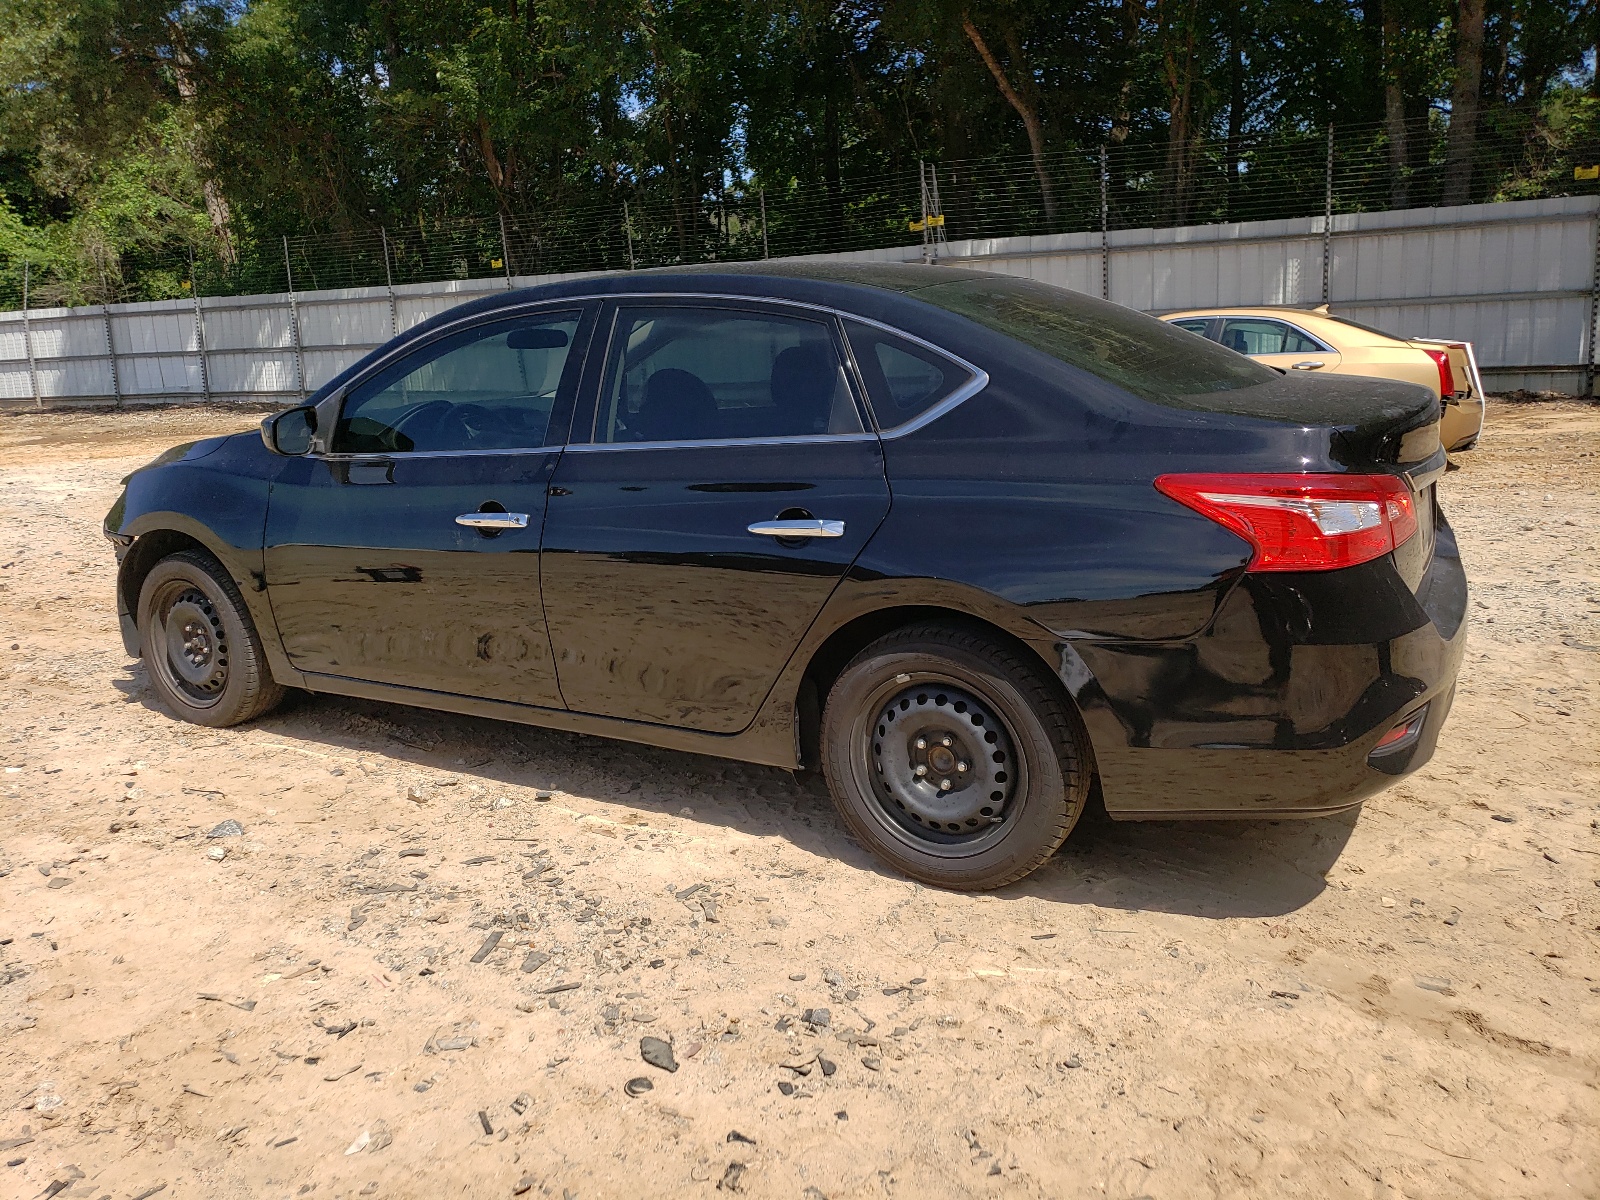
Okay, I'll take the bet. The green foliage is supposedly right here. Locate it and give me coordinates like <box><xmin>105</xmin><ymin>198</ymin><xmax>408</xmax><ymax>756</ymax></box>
<box><xmin>0</xmin><ymin>0</ymin><xmax>1594</xmax><ymax>307</ymax></box>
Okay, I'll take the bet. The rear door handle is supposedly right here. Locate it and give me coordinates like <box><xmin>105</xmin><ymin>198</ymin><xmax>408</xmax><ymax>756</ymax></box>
<box><xmin>1290</xmin><ymin>360</ymin><xmax>1326</xmax><ymax>371</ymax></box>
<box><xmin>456</xmin><ymin>512</ymin><xmax>530</xmax><ymax>529</ymax></box>
<box><xmin>747</xmin><ymin>519</ymin><xmax>845</xmax><ymax>538</ymax></box>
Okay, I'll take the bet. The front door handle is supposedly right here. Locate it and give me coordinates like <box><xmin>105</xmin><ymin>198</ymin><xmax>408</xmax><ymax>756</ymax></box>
<box><xmin>456</xmin><ymin>512</ymin><xmax>530</xmax><ymax>529</ymax></box>
<box><xmin>1290</xmin><ymin>360</ymin><xmax>1326</xmax><ymax>371</ymax></box>
<box><xmin>747</xmin><ymin>518</ymin><xmax>845</xmax><ymax>539</ymax></box>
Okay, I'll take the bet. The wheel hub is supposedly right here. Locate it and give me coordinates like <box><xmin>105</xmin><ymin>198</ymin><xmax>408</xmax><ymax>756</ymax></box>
<box><xmin>161</xmin><ymin>590</ymin><xmax>228</xmax><ymax>695</ymax></box>
<box><xmin>870</xmin><ymin>684</ymin><xmax>1015</xmax><ymax>839</ymax></box>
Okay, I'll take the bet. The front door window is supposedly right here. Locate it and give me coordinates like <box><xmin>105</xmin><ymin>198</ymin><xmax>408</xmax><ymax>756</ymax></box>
<box><xmin>335</xmin><ymin>313</ymin><xmax>581</xmax><ymax>454</ymax></box>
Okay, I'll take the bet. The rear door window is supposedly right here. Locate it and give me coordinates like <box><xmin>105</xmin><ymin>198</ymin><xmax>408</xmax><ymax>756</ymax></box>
<box><xmin>1169</xmin><ymin>318</ymin><xmax>1217</xmax><ymax>340</ymax></box>
<box><xmin>1218</xmin><ymin>318</ymin><xmax>1324</xmax><ymax>356</ymax></box>
<box><xmin>844</xmin><ymin>321</ymin><xmax>976</xmax><ymax>431</ymax></box>
<box><xmin>591</xmin><ymin>306</ymin><xmax>863</xmax><ymax>443</ymax></box>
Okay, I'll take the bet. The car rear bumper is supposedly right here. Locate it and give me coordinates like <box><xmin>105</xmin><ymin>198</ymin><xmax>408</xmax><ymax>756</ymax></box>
<box><xmin>1441</xmin><ymin>395</ymin><xmax>1485</xmax><ymax>452</ymax></box>
<box><xmin>1065</xmin><ymin>512</ymin><xmax>1468</xmax><ymax>820</ymax></box>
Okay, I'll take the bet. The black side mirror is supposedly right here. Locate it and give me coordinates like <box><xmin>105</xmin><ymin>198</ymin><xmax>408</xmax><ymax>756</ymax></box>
<box><xmin>261</xmin><ymin>406</ymin><xmax>317</xmax><ymax>455</ymax></box>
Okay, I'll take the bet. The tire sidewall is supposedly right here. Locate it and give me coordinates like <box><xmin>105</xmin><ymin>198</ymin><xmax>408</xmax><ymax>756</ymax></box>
<box><xmin>823</xmin><ymin>640</ymin><xmax>1076</xmax><ymax>889</ymax></box>
<box><xmin>137</xmin><ymin>555</ymin><xmax>261</xmax><ymax>728</ymax></box>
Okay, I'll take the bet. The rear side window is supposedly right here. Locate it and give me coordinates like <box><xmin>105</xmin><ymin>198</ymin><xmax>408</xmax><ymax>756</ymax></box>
<box><xmin>1169</xmin><ymin>318</ymin><xmax>1216</xmax><ymax>339</ymax></box>
<box><xmin>1219</xmin><ymin>318</ymin><xmax>1324</xmax><ymax>355</ymax></box>
<box><xmin>844</xmin><ymin>321</ymin><xmax>974</xmax><ymax>430</ymax></box>
<box><xmin>592</xmin><ymin>307</ymin><xmax>863</xmax><ymax>444</ymax></box>
<box><xmin>914</xmin><ymin>275</ymin><xmax>1276</xmax><ymax>405</ymax></box>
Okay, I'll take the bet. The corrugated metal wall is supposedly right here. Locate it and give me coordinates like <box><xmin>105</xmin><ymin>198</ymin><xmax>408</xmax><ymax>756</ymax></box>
<box><xmin>1</xmin><ymin>196</ymin><xmax>1592</xmax><ymax>407</ymax></box>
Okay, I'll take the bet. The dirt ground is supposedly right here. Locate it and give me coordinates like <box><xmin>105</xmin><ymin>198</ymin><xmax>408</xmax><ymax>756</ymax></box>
<box><xmin>0</xmin><ymin>399</ymin><xmax>1595</xmax><ymax>1200</ymax></box>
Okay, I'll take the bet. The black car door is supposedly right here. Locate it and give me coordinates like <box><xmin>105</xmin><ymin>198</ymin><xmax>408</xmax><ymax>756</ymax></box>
<box><xmin>540</xmin><ymin>300</ymin><xmax>892</xmax><ymax>733</ymax></box>
<box><xmin>262</xmin><ymin>304</ymin><xmax>594</xmax><ymax>707</ymax></box>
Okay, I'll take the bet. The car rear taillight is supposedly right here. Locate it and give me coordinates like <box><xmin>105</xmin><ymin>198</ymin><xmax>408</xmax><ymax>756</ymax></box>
<box><xmin>1422</xmin><ymin>348</ymin><xmax>1456</xmax><ymax>398</ymax></box>
<box><xmin>1154</xmin><ymin>473</ymin><xmax>1419</xmax><ymax>572</ymax></box>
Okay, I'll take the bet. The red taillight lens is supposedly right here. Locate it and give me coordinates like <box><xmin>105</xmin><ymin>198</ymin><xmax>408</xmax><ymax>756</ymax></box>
<box><xmin>1423</xmin><ymin>348</ymin><xmax>1456</xmax><ymax>397</ymax></box>
<box><xmin>1154</xmin><ymin>473</ymin><xmax>1419</xmax><ymax>572</ymax></box>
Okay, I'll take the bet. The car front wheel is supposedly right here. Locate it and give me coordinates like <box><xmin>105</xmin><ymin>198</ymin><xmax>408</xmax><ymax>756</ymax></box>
<box><xmin>137</xmin><ymin>549</ymin><xmax>286</xmax><ymax>727</ymax></box>
<box><xmin>820</xmin><ymin>623</ymin><xmax>1092</xmax><ymax>891</ymax></box>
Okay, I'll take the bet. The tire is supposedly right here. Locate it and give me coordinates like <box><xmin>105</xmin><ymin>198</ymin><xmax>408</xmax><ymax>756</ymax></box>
<box><xmin>820</xmin><ymin>623</ymin><xmax>1092</xmax><ymax>891</ymax></box>
<box><xmin>137</xmin><ymin>550</ymin><xmax>286</xmax><ymax>728</ymax></box>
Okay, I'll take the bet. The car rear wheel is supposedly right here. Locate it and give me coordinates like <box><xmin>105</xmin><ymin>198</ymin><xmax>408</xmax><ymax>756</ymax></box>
<box><xmin>137</xmin><ymin>550</ymin><xmax>286</xmax><ymax>727</ymax></box>
<box><xmin>820</xmin><ymin>623</ymin><xmax>1092</xmax><ymax>890</ymax></box>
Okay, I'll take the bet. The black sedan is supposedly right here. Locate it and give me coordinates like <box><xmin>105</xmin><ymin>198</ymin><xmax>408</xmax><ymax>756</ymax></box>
<box><xmin>105</xmin><ymin>264</ymin><xmax>1466</xmax><ymax>890</ymax></box>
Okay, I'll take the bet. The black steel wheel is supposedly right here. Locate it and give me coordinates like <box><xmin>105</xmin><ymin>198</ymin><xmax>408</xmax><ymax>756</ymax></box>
<box><xmin>821</xmin><ymin>623</ymin><xmax>1092</xmax><ymax>890</ymax></box>
<box><xmin>137</xmin><ymin>550</ymin><xmax>286</xmax><ymax>727</ymax></box>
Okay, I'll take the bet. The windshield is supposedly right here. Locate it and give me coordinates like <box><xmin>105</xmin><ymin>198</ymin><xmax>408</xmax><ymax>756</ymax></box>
<box><xmin>912</xmin><ymin>275</ymin><xmax>1277</xmax><ymax>405</ymax></box>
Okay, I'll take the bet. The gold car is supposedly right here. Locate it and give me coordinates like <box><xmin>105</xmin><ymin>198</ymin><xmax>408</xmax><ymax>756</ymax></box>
<box><xmin>1161</xmin><ymin>306</ymin><xmax>1485</xmax><ymax>452</ymax></box>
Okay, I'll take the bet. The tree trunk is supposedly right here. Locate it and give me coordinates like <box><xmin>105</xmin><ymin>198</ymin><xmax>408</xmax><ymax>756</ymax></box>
<box><xmin>1381</xmin><ymin>4</ymin><xmax>1410</xmax><ymax>209</ymax></box>
<box><xmin>1441</xmin><ymin>0</ymin><xmax>1486</xmax><ymax>205</ymax></box>
<box><xmin>168</xmin><ymin>26</ymin><xmax>237</xmax><ymax>263</ymax></box>
<box><xmin>962</xmin><ymin>14</ymin><xmax>1056</xmax><ymax>223</ymax></box>
<box><xmin>1225</xmin><ymin>5</ymin><xmax>1245</xmax><ymax>220</ymax></box>
<box><xmin>1109</xmin><ymin>0</ymin><xmax>1140</xmax><ymax>145</ymax></box>
<box><xmin>1159</xmin><ymin>0</ymin><xmax>1200</xmax><ymax>225</ymax></box>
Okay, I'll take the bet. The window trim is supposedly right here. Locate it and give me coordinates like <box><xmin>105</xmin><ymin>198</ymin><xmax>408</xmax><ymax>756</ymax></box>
<box><xmin>306</xmin><ymin>291</ymin><xmax>990</xmax><ymax>457</ymax></box>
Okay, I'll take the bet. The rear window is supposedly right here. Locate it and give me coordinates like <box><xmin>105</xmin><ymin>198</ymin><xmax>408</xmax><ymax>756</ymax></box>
<box><xmin>912</xmin><ymin>276</ymin><xmax>1276</xmax><ymax>405</ymax></box>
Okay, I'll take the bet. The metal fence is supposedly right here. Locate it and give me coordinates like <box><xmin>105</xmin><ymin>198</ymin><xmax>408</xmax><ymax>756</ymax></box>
<box><xmin>2</xmin><ymin>112</ymin><xmax>1595</xmax><ymax>311</ymax></box>
<box><xmin>2</xmin><ymin>191</ymin><xmax>1592</xmax><ymax>408</ymax></box>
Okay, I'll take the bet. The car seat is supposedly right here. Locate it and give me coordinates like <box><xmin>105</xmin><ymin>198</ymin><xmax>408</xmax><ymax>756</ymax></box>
<box><xmin>633</xmin><ymin>369</ymin><xmax>718</xmax><ymax>441</ymax></box>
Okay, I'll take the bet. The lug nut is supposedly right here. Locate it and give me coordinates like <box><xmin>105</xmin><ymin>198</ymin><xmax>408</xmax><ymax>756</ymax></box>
<box><xmin>914</xmin><ymin>765</ymin><xmax>927</xmax><ymax>776</ymax></box>
<box><xmin>939</xmin><ymin>779</ymin><xmax>952</xmax><ymax>791</ymax></box>
<box><xmin>957</xmin><ymin>761</ymin><xmax>969</xmax><ymax>773</ymax></box>
<box><xmin>941</xmin><ymin>736</ymin><xmax>953</xmax><ymax>747</ymax></box>
<box><xmin>915</xmin><ymin>737</ymin><xmax>927</xmax><ymax>750</ymax></box>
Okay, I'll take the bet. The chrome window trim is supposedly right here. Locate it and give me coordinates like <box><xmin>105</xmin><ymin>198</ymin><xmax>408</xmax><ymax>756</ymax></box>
<box><xmin>311</xmin><ymin>444</ymin><xmax>567</xmax><ymax>462</ymax></box>
<box><xmin>319</xmin><ymin>289</ymin><xmax>992</xmax><ymax>454</ymax></box>
<box><xmin>565</xmin><ymin>432</ymin><xmax>879</xmax><ymax>455</ymax></box>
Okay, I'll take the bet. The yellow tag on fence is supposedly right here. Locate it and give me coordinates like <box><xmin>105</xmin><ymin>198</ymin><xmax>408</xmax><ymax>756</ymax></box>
<box><xmin>927</xmin><ymin>214</ymin><xmax>945</xmax><ymax>228</ymax></box>
<box><xmin>908</xmin><ymin>219</ymin><xmax>926</xmax><ymax>233</ymax></box>
<box><xmin>491</xmin><ymin>258</ymin><xmax>504</xmax><ymax>268</ymax></box>
<box><xmin>1575</xmin><ymin>165</ymin><xmax>1599</xmax><ymax>181</ymax></box>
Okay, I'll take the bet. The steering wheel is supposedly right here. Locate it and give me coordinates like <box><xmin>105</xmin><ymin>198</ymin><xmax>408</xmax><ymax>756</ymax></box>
<box><xmin>389</xmin><ymin>400</ymin><xmax>475</xmax><ymax>451</ymax></box>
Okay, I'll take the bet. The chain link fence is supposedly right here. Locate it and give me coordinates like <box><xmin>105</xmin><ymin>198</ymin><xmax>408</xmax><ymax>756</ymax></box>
<box><xmin>2</xmin><ymin>113</ymin><xmax>1596</xmax><ymax>312</ymax></box>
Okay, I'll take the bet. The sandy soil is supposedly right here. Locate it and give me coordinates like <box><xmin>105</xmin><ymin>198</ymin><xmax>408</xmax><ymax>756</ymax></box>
<box><xmin>0</xmin><ymin>400</ymin><xmax>1595</xmax><ymax>1200</ymax></box>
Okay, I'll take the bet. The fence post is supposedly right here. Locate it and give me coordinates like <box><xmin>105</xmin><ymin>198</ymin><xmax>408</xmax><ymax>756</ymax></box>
<box><xmin>623</xmin><ymin>202</ymin><xmax>636</xmax><ymax>271</ymax></box>
<box><xmin>1322</xmin><ymin>123</ymin><xmax>1334</xmax><ymax>307</ymax></box>
<box><xmin>381</xmin><ymin>228</ymin><xmax>399</xmax><ymax>336</ymax></box>
<box><xmin>760</xmin><ymin>188</ymin><xmax>770</xmax><ymax>259</ymax></box>
<box><xmin>497</xmin><ymin>213</ymin><xmax>514</xmax><ymax>289</ymax></box>
<box><xmin>1100</xmin><ymin>147</ymin><xmax>1110</xmax><ymax>301</ymax></box>
<box><xmin>918</xmin><ymin>162</ymin><xmax>933</xmax><ymax>265</ymax></box>
<box><xmin>1587</xmin><ymin>207</ymin><xmax>1600</xmax><ymax>396</ymax></box>
<box><xmin>283</xmin><ymin>235</ymin><xmax>306</xmax><ymax>400</ymax></box>
<box><xmin>21</xmin><ymin>261</ymin><xmax>39</xmax><ymax>409</ymax></box>
<box><xmin>99</xmin><ymin>261</ymin><xmax>122</xmax><ymax>409</ymax></box>
<box><xmin>189</xmin><ymin>247</ymin><xmax>211</xmax><ymax>404</ymax></box>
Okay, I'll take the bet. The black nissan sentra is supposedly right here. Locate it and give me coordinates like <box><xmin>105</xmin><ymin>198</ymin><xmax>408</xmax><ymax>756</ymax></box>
<box><xmin>105</xmin><ymin>264</ymin><xmax>1466</xmax><ymax>890</ymax></box>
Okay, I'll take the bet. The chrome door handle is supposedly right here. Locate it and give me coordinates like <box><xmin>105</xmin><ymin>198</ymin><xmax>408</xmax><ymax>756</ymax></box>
<box><xmin>747</xmin><ymin>519</ymin><xmax>845</xmax><ymax>539</ymax></box>
<box><xmin>456</xmin><ymin>511</ymin><xmax>530</xmax><ymax>529</ymax></box>
<box><xmin>1290</xmin><ymin>360</ymin><xmax>1326</xmax><ymax>370</ymax></box>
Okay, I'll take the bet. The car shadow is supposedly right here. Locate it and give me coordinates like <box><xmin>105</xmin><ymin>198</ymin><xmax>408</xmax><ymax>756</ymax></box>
<box><xmin>115</xmin><ymin>673</ymin><xmax>1358</xmax><ymax>920</ymax></box>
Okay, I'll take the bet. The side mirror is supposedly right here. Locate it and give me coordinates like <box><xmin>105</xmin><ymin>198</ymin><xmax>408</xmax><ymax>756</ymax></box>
<box><xmin>261</xmin><ymin>406</ymin><xmax>317</xmax><ymax>456</ymax></box>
